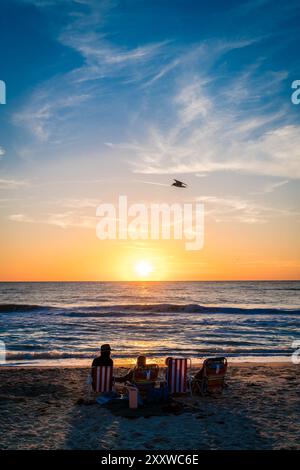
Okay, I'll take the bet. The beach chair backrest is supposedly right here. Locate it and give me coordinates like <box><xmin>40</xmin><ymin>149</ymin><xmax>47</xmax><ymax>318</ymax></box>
<box><xmin>167</xmin><ymin>358</ymin><xmax>190</xmax><ymax>394</ymax></box>
<box><xmin>203</xmin><ymin>357</ymin><xmax>227</xmax><ymax>392</ymax></box>
<box><xmin>91</xmin><ymin>366</ymin><xmax>113</xmax><ymax>393</ymax></box>
<box><xmin>132</xmin><ymin>364</ymin><xmax>159</xmax><ymax>384</ymax></box>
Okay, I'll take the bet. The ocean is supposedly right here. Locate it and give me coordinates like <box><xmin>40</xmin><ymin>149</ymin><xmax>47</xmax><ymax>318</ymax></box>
<box><xmin>0</xmin><ymin>281</ymin><xmax>299</xmax><ymax>366</ymax></box>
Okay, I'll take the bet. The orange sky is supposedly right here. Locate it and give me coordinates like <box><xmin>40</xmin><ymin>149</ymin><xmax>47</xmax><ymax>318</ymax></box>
<box><xmin>1</xmin><ymin>204</ymin><xmax>299</xmax><ymax>281</ymax></box>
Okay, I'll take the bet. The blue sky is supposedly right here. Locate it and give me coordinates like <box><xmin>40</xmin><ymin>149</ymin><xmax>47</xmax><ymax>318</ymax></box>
<box><xmin>0</xmin><ymin>0</ymin><xmax>300</xmax><ymax>279</ymax></box>
<box><xmin>1</xmin><ymin>0</ymin><xmax>299</xmax><ymax>173</ymax></box>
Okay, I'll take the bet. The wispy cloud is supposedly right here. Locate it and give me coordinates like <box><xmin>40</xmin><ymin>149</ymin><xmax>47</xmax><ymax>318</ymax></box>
<box><xmin>0</xmin><ymin>178</ymin><xmax>29</xmax><ymax>189</ymax></box>
<box><xmin>13</xmin><ymin>91</ymin><xmax>90</xmax><ymax>142</ymax></box>
<box><xmin>9</xmin><ymin>211</ymin><xmax>96</xmax><ymax>229</ymax></box>
<box><xmin>9</xmin><ymin>214</ymin><xmax>34</xmax><ymax>223</ymax></box>
<box><xmin>46</xmin><ymin>211</ymin><xmax>96</xmax><ymax>229</ymax></box>
<box><xmin>59</xmin><ymin>197</ymin><xmax>100</xmax><ymax>209</ymax></box>
<box><xmin>9</xmin><ymin>2</ymin><xmax>300</xmax><ymax>202</ymax></box>
<box><xmin>7</xmin><ymin>196</ymin><xmax>99</xmax><ymax>229</ymax></box>
<box><xmin>13</xmin><ymin>2</ymin><xmax>175</xmax><ymax>144</ymax></box>
<box><xmin>133</xmin><ymin>180</ymin><xmax>170</xmax><ymax>187</ymax></box>
<box><xmin>199</xmin><ymin>195</ymin><xmax>300</xmax><ymax>224</ymax></box>
<box><xmin>127</xmin><ymin>70</ymin><xmax>300</xmax><ymax>179</ymax></box>
<box><xmin>251</xmin><ymin>179</ymin><xmax>289</xmax><ymax>195</ymax></box>
<box><xmin>141</xmin><ymin>58</ymin><xmax>181</xmax><ymax>88</ymax></box>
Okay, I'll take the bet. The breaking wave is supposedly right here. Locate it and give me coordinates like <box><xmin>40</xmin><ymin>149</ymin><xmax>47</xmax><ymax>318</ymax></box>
<box><xmin>46</xmin><ymin>303</ymin><xmax>300</xmax><ymax>317</ymax></box>
<box><xmin>1</xmin><ymin>303</ymin><xmax>299</xmax><ymax>316</ymax></box>
<box><xmin>0</xmin><ymin>304</ymin><xmax>56</xmax><ymax>313</ymax></box>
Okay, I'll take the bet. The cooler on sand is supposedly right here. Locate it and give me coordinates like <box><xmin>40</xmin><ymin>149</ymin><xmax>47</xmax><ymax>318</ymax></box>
<box><xmin>127</xmin><ymin>385</ymin><xmax>139</xmax><ymax>409</ymax></box>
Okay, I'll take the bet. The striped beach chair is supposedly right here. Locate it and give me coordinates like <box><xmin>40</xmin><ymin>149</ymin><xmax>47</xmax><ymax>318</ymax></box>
<box><xmin>166</xmin><ymin>358</ymin><xmax>192</xmax><ymax>395</ymax></box>
<box><xmin>91</xmin><ymin>366</ymin><xmax>113</xmax><ymax>393</ymax></box>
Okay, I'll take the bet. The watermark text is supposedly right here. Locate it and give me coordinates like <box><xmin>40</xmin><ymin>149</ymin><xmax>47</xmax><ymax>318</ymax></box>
<box><xmin>0</xmin><ymin>80</ymin><xmax>6</xmax><ymax>105</ymax></box>
<box><xmin>96</xmin><ymin>196</ymin><xmax>204</xmax><ymax>251</ymax></box>
<box><xmin>291</xmin><ymin>80</ymin><xmax>300</xmax><ymax>105</ymax></box>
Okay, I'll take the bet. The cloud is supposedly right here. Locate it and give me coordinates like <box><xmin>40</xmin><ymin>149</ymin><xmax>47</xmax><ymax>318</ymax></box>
<box><xmin>13</xmin><ymin>27</ymin><xmax>172</xmax><ymax>142</ymax></box>
<box><xmin>12</xmin><ymin>0</ymin><xmax>299</xmax><ymax>186</ymax></box>
<box><xmin>13</xmin><ymin>0</ymin><xmax>265</xmax><ymax>150</ymax></box>
<box><xmin>60</xmin><ymin>197</ymin><xmax>100</xmax><ymax>209</ymax></box>
<box><xmin>250</xmin><ymin>179</ymin><xmax>289</xmax><ymax>195</ymax></box>
<box><xmin>0</xmin><ymin>178</ymin><xmax>29</xmax><ymax>189</ymax></box>
<box><xmin>141</xmin><ymin>58</ymin><xmax>181</xmax><ymax>88</ymax></box>
<box><xmin>175</xmin><ymin>81</ymin><xmax>211</xmax><ymax>125</ymax></box>
<box><xmin>134</xmin><ymin>180</ymin><xmax>170</xmax><ymax>187</ymax></box>
<box><xmin>46</xmin><ymin>211</ymin><xmax>96</xmax><ymax>229</ymax></box>
<box><xmin>8</xmin><ymin>211</ymin><xmax>96</xmax><ymax>229</ymax></box>
<box><xmin>198</xmin><ymin>195</ymin><xmax>300</xmax><ymax>224</ymax></box>
<box><xmin>68</xmin><ymin>38</ymin><xmax>170</xmax><ymax>67</ymax></box>
<box><xmin>127</xmin><ymin>73</ymin><xmax>300</xmax><ymax>179</ymax></box>
<box><xmin>13</xmin><ymin>91</ymin><xmax>90</xmax><ymax>142</ymax></box>
<box><xmin>7</xmin><ymin>197</ymin><xmax>99</xmax><ymax>229</ymax></box>
<box><xmin>0</xmin><ymin>147</ymin><xmax>5</xmax><ymax>158</ymax></box>
<box><xmin>9</xmin><ymin>214</ymin><xmax>34</xmax><ymax>223</ymax></box>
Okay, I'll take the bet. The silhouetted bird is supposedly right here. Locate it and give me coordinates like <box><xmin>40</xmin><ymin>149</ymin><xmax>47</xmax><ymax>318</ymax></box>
<box><xmin>172</xmin><ymin>179</ymin><xmax>187</xmax><ymax>188</ymax></box>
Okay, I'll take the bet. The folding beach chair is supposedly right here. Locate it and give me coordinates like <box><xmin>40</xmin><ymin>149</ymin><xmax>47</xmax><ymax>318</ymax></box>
<box><xmin>130</xmin><ymin>364</ymin><xmax>159</xmax><ymax>401</ymax></box>
<box><xmin>91</xmin><ymin>365</ymin><xmax>114</xmax><ymax>393</ymax></box>
<box><xmin>132</xmin><ymin>363</ymin><xmax>159</xmax><ymax>385</ymax></box>
<box><xmin>166</xmin><ymin>358</ymin><xmax>192</xmax><ymax>395</ymax></box>
<box><xmin>192</xmin><ymin>357</ymin><xmax>227</xmax><ymax>395</ymax></box>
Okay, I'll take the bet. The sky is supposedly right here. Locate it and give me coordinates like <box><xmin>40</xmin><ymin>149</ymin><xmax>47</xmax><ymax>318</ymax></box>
<box><xmin>0</xmin><ymin>0</ymin><xmax>300</xmax><ymax>281</ymax></box>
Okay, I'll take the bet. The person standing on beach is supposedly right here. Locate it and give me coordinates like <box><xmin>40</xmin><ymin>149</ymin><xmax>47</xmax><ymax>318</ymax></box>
<box><xmin>92</xmin><ymin>344</ymin><xmax>113</xmax><ymax>367</ymax></box>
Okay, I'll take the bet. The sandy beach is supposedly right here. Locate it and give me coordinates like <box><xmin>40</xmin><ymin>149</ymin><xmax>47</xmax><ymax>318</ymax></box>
<box><xmin>0</xmin><ymin>362</ymin><xmax>299</xmax><ymax>450</ymax></box>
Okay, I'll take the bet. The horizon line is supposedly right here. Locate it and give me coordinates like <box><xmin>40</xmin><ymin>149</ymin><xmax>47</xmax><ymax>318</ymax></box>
<box><xmin>0</xmin><ymin>279</ymin><xmax>299</xmax><ymax>283</ymax></box>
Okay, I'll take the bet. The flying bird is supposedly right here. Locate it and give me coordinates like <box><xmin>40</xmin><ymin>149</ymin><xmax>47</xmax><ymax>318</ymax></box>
<box><xmin>172</xmin><ymin>179</ymin><xmax>187</xmax><ymax>188</ymax></box>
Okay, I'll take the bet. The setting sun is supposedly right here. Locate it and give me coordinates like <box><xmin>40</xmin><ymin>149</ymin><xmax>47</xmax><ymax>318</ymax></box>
<box><xmin>134</xmin><ymin>260</ymin><xmax>154</xmax><ymax>278</ymax></box>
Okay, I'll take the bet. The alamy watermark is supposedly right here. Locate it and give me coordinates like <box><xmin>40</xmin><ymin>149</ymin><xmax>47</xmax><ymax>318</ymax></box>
<box><xmin>291</xmin><ymin>80</ymin><xmax>300</xmax><ymax>105</ymax></box>
<box><xmin>291</xmin><ymin>340</ymin><xmax>300</xmax><ymax>364</ymax></box>
<box><xmin>0</xmin><ymin>340</ymin><xmax>6</xmax><ymax>364</ymax></box>
<box><xmin>0</xmin><ymin>80</ymin><xmax>6</xmax><ymax>104</ymax></box>
<box><xmin>96</xmin><ymin>195</ymin><xmax>204</xmax><ymax>251</ymax></box>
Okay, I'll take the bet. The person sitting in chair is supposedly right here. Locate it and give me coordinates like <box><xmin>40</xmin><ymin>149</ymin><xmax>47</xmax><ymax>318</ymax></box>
<box><xmin>92</xmin><ymin>343</ymin><xmax>113</xmax><ymax>367</ymax></box>
<box><xmin>116</xmin><ymin>355</ymin><xmax>159</xmax><ymax>402</ymax></box>
<box><xmin>115</xmin><ymin>355</ymin><xmax>147</xmax><ymax>383</ymax></box>
<box><xmin>89</xmin><ymin>344</ymin><xmax>114</xmax><ymax>395</ymax></box>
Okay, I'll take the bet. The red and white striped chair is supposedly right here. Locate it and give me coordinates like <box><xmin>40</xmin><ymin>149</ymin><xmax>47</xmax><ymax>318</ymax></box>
<box><xmin>166</xmin><ymin>357</ymin><xmax>192</xmax><ymax>395</ymax></box>
<box><xmin>91</xmin><ymin>366</ymin><xmax>113</xmax><ymax>393</ymax></box>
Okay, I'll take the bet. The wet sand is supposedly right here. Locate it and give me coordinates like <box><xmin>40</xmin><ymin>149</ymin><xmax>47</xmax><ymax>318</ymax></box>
<box><xmin>0</xmin><ymin>363</ymin><xmax>299</xmax><ymax>450</ymax></box>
